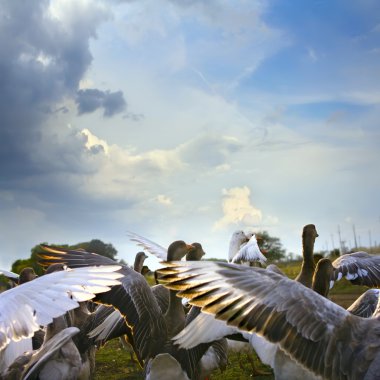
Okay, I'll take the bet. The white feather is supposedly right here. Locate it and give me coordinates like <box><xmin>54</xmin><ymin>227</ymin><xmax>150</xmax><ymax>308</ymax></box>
<box><xmin>232</xmin><ymin>235</ymin><xmax>267</xmax><ymax>265</ymax></box>
<box><xmin>127</xmin><ymin>231</ymin><xmax>168</xmax><ymax>261</ymax></box>
<box><xmin>0</xmin><ymin>265</ymin><xmax>122</xmax><ymax>351</ymax></box>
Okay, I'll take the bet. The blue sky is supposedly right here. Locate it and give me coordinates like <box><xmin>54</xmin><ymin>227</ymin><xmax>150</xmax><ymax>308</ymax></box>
<box><xmin>0</xmin><ymin>0</ymin><xmax>379</xmax><ymax>270</ymax></box>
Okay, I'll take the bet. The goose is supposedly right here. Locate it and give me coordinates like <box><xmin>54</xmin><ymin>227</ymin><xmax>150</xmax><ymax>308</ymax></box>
<box><xmin>133</xmin><ymin>251</ymin><xmax>149</xmax><ymax>274</ymax></box>
<box><xmin>89</xmin><ymin>238</ymin><xmax>227</xmax><ymax>377</ymax></box>
<box><xmin>0</xmin><ymin>267</ymin><xmax>38</xmax><ymax>375</ymax></box>
<box><xmin>231</xmin><ymin>234</ymin><xmax>267</xmax><ymax>266</ymax></box>
<box><xmin>39</xmin><ymin>242</ymin><xmax>211</xmax><ymax>379</ymax></box>
<box><xmin>0</xmin><ymin>265</ymin><xmax>122</xmax><ymax>377</ymax></box>
<box><xmin>4</xmin><ymin>327</ymin><xmax>80</xmax><ymax>379</ymax></box>
<box><xmin>228</xmin><ymin>230</ymin><xmax>249</xmax><ymax>262</ymax></box>
<box><xmin>158</xmin><ymin>260</ymin><xmax>380</xmax><ymax>380</ymax></box>
<box><xmin>311</xmin><ymin>251</ymin><xmax>380</xmax><ymax>299</ymax></box>
<box><xmin>294</xmin><ymin>224</ymin><xmax>319</xmax><ymax>287</ymax></box>
<box><xmin>171</xmin><ymin>227</ymin><xmax>379</xmax><ymax>379</ymax></box>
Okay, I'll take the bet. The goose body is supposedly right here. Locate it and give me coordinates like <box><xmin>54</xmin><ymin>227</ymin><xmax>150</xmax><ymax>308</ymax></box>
<box><xmin>39</xmin><ymin>242</ymin><xmax>209</xmax><ymax>379</ymax></box>
<box><xmin>232</xmin><ymin>234</ymin><xmax>267</xmax><ymax>265</ymax></box>
<box><xmin>294</xmin><ymin>224</ymin><xmax>319</xmax><ymax>287</ymax></box>
<box><xmin>0</xmin><ymin>265</ymin><xmax>121</xmax><ymax>377</ymax></box>
<box><xmin>228</xmin><ymin>230</ymin><xmax>249</xmax><ymax>262</ymax></box>
<box><xmin>0</xmin><ymin>265</ymin><xmax>121</xmax><ymax>352</ymax></box>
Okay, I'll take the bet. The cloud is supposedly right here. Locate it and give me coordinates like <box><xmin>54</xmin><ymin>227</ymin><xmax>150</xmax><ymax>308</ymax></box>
<box><xmin>213</xmin><ymin>186</ymin><xmax>263</xmax><ymax>230</ymax></box>
<box><xmin>178</xmin><ymin>134</ymin><xmax>243</xmax><ymax>168</ymax></box>
<box><xmin>76</xmin><ymin>88</ymin><xmax>127</xmax><ymax>117</ymax></box>
<box><xmin>155</xmin><ymin>194</ymin><xmax>172</xmax><ymax>206</ymax></box>
<box><xmin>0</xmin><ymin>0</ymin><xmax>110</xmax><ymax>179</ymax></box>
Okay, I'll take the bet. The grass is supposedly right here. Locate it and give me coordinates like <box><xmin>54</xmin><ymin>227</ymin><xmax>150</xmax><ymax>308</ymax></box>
<box><xmin>95</xmin><ymin>260</ymin><xmax>370</xmax><ymax>379</ymax></box>
<box><xmin>95</xmin><ymin>340</ymin><xmax>274</xmax><ymax>380</ymax></box>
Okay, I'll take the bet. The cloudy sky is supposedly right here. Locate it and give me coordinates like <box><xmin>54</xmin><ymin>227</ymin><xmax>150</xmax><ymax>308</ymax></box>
<box><xmin>1</xmin><ymin>0</ymin><xmax>380</xmax><ymax>270</ymax></box>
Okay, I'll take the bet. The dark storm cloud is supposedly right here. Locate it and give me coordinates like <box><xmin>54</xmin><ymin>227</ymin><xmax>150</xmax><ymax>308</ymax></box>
<box><xmin>76</xmin><ymin>88</ymin><xmax>127</xmax><ymax>117</ymax></box>
<box><xmin>0</xmin><ymin>0</ymin><xmax>109</xmax><ymax>180</ymax></box>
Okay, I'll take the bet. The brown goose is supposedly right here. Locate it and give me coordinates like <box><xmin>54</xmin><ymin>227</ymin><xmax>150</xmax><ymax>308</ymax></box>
<box><xmin>294</xmin><ymin>224</ymin><xmax>319</xmax><ymax>287</ymax></box>
<box><xmin>39</xmin><ymin>242</ymin><xmax>210</xmax><ymax>379</ymax></box>
<box><xmin>158</xmin><ymin>261</ymin><xmax>380</xmax><ymax>380</ymax></box>
<box><xmin>312</xmin><ymin>252</ymin><xmax>380</xmax><ymax>299</ymax></box>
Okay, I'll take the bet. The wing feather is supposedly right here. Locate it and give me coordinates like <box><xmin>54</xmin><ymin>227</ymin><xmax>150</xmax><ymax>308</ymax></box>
<box><xmin>127</xmin><ymin>232</ymin><xmax>167</xmax><ymax>261</ymax></box>
<box><xmin>158</xmin><ymin>261</ymin><xmax>380</xmax><ymax>380</ymax></box>
<box><xmin>0</xmin><ymin>266</ymin><xmax>122</xmax><ymax>351</ymax></box>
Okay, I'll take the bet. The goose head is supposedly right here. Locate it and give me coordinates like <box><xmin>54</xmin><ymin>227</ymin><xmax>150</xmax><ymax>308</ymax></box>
<box><xmin>134</xmin><ymin>251</ymin><xmax>148</xmax><ymax>273</ymax></box>
<box><xmin>167</xmin><ymin>241</ymin><xmax>194</xmax><ymax>261</ymax></box>
<box><xmin>18</xmin><ymin>267</ymin><xmax>37</xmax><ymax>284</ymax></box>
<box><xmin>186</xmin><ymin>243</ymin><xmax>205</xmax><ymax>261</ymax></box>
<box><xmin>302</xmin><ymin>224</ymin><xmax>319</xmax><ymax>252</ymax></box>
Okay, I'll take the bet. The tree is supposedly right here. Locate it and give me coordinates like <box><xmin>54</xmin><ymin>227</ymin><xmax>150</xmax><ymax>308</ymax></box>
<box><xmin>255</xmin><ymin>231</ymin><xmax>286</xmax><ymax>261</ymax></box>
<box><xmin>11</xmin><ymin>239</ymin><xmax>118</xmax><ymax>274</ymax></box>
<box><xmin>77</xmin><ymin>239</ymin><xmax>118</xmax><ymax>260</ymax></box>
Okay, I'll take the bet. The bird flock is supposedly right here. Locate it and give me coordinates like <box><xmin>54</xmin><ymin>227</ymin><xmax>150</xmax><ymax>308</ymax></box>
<box><xmin>0</xmin><ymin>225</ymin><xmax>379</xmax><ymax>379</ymax></box>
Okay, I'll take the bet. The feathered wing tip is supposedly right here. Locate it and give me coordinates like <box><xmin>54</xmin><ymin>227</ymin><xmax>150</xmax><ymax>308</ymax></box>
<box><xmin>38</xmin><ymin>244</ymin><xmax>71</xmax><ymax>268</ymax></box>
<box><xmin>127</xmin><ymin>231</ymin><xmax>168</xmax><ymax>261</ymax></box>
<box><xmin>329</xmin><ymin>251</ymin><xmax>380</xmax><ymax>289</ymax></box>
<box><xmin>156</xmin><ymin>260</ymin><xmax>376</xmax><ymax>380</ymax></box>
<box><xmin>0</xmin><ymin>269</ymin><xmax>19</xmax><ymax>280</ymax></box>
<box><xmin>0</xmin><ymin>265</ymin><xmax>123</xmax><ymax>351</ymax></box>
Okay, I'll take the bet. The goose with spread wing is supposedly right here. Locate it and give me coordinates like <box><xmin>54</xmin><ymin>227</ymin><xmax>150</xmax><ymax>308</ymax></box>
<box><xmin>158</xmin><ymin>260</ymin><xmax>380</xmax><ymax>380</ymax></box>
<box><xmin>39</xmin><ymin>242</ymin><xmax>212</xmax><ymax>379</ymax></box>
<box><xmin>0</xmin><ymin>264</ymin><xmax>122</xmax><ymax>378</ymax></box>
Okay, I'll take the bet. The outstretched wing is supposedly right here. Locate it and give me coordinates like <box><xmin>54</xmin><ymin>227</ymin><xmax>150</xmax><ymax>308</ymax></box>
<box><xmin>127</xmin><ymin>231</ymin><xmax>167</xmax><ymax>261</ymax></box>
<box><xmin>347</xmin><ymin>289</ymin><xmax>380</xmax><ymax>318</ymax></box>
<box><xmin>0</xmin><ymin>269</ymin><xmax>19</xmax><ymax>280</ymax></box>
<box><xmin>232</xmin><ymin>235</ymin><xmax>267</xmax><ymax>265</ymax></box>
<box><xmin>39</xmin><ymin>245</ymin><xmax>167</xmax><ymax>362</ymax></box>
<box><xmin>0</xmin><ymin>265</ymin><xmax>121</xmax><ymax>351</ymax></box>
<box><xmin>331</xmin><ymin>252</ymin><xmax>380</xmax><ymax>288</ymax></box>
<box><xmin>158</xmin><ymin>261</ymin><xmax>380</xmax><ymax>380</ymax></box>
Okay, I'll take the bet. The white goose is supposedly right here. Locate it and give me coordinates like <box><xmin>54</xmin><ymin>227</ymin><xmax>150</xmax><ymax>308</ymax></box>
<box><xmin>158</xmin><ymin>260</ymin><xmax>380</xmax><ymax>380</ymax></box>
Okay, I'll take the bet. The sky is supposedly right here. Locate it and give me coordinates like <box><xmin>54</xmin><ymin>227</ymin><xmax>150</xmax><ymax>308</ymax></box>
<box><xmin>1</xmin><ymin>0</ymin><xmax>380</xmax><ymax>271</ymax></box>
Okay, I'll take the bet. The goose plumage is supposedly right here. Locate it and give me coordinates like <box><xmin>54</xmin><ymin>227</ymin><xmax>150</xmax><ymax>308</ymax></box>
<box><xmin>158</xmin><ymin>260</ymin><xmax>380</xmax><ymax>380</ymax></box>
<box><xmin>38</xmin><ymin>242</ymin><xmax>211</xmax><ymax>379</ymax></box>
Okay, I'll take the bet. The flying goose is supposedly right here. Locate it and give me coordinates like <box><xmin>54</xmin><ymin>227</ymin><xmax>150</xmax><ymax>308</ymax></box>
<box><xmin>158</xmin><ymin>260</ymin><xmax>380</xmax><ymax>380</ymax></box>
<box><xmin>39</xmin><ymin>243</ymin><xmax>210</xmax><ymax>379</ymax></box>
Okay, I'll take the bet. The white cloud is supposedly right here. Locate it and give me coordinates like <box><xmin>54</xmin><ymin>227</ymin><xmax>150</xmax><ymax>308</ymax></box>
<box><xmin>155</xmin><ymin>194</ymin><xmax>172</xmax><ymax>205</ymax></box>
<box><xmin>213</xmin><ymin>186</ymin><xmax>263</xmax><ymax>230</ymax></box>
<box><xmin>81</xmin><ymin>128</ymin><xmax>109</xmax><ymax>154</ymax></box>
